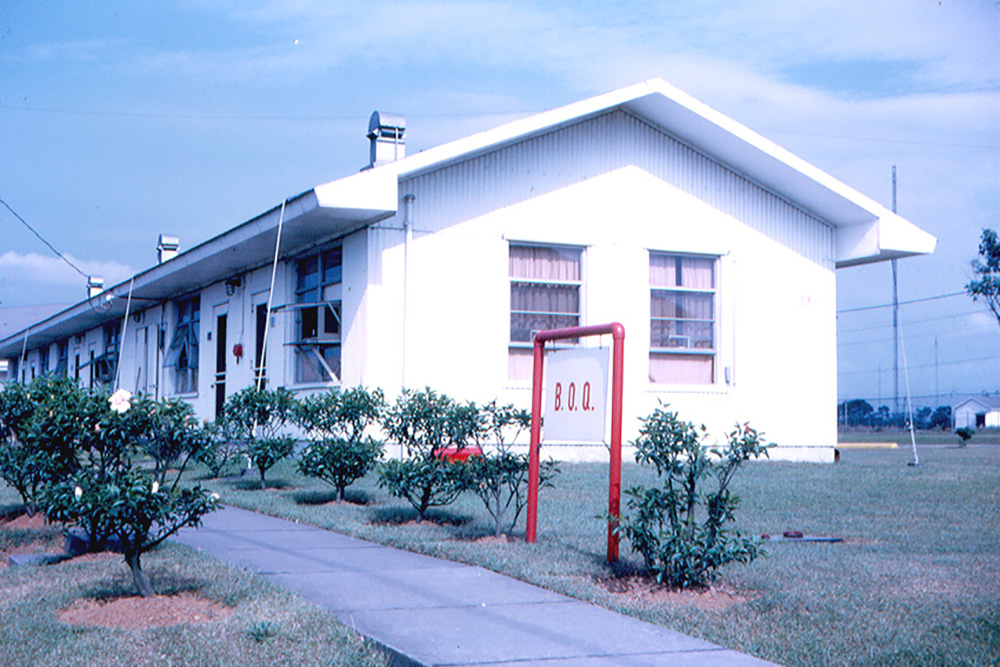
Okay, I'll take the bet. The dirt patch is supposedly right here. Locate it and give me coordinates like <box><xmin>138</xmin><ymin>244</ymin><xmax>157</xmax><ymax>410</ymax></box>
<box><xmin>59</xmin><ymin>592</ymin><xmax>232</xmax><ymax>629</ymax></box>
<box><xmin>597</xmin><ymin>575</ymin><xmax>750</xmax><ymax>611</ymax></box>
<box><xmin>469</xmin><ymin>534</ymin><xmax>518</xmax><ymax>544</ymax></box>
<box><xmin>2</xmin><ymin>512</ymin><xmax>50</xmax><ymax>531</ymax></box>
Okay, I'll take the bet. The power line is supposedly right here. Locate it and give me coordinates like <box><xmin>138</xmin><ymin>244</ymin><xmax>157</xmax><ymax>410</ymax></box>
<box><xmin>840</xmin><ymin>352</ymin><xmax>1000</xmax><ymax>374</ymax></box>
<box><xmin>838</xmin><ymin>309</ymin><xmax>987</xmax><ymax>333</ymax></box>
<box><xmin>0</xmin><ymin>197</ymin><xmax>89</xmax><ymax>279</ymax></box>
<box><xmin>838</xmin><ymin>320</ymin><xmax>997</xmax><ymax>346</ymax></box>
<box><xmin>837</xmin><ymin>291</ymin><xmax>966</xmax><ymax>314</ymax></box>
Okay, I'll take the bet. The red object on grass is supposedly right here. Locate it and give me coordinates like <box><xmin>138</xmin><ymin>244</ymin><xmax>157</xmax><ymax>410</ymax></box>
<box><xmin>433</xmin><ymin>446</ymin><xmax>483</xmax><ymax>462</ymax></box>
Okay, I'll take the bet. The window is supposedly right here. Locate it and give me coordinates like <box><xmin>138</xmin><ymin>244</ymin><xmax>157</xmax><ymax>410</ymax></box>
<box><xmin>55</xmin><ymin>341</ymin><xmax>68</xmax><ymax>377</ymax></box>
<box><xmin>509</xmin><ymin>244</ymin><xmax>583</xmax><ymax>379</ymax></box>
<box><xmin>293</xmin><ymin>247</ymin><xmax>342</xmax><ymax>383</ymax></box>
<box><xmin>94</xmin><ymin>323</ymin><xmax>120</xmax><ymax>388</ymax></box>
<box><xmin>165</xmin><ymin>296</ymin><xmax>200</xmax><ymax>394</ymax></box>
<box><xmin>38</xmin><ymin>346</ymin><xmax>50</xmax><ymax>377</ymax></box>
<box><xmin>649</xmin><ymin>253</ymin><xmax>716</xmax><ymax>384</ymax></box>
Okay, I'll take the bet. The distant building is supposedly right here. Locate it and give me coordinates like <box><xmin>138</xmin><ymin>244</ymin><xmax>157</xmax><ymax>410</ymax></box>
<box><xmin>952</xmin><ymin>396</ymin><xmax>1000</xmax><ymax>429</ymax></box>
<box><xmin>0</xmin><ymin>79</ymin><xmax>936</xmax><ymax>461</ymax></box>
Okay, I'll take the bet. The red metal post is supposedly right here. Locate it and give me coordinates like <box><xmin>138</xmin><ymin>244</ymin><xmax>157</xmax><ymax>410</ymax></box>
<box><xmin>524</xmin><ymin>322</ymin><xmax>625</xmax><ymax>563</ymax></box>
<box><xmin>607</xmin><ymin>324</ymin><xmax>625</xmax><ymax>562</ymax></box>
<box><xmin>525</xmin><ymin>336</ymin><xmax>546</xmax><ymax>543</ymax></box>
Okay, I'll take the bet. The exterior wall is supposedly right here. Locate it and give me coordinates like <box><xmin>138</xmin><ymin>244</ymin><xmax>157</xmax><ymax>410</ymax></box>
<box><xmin>954</xmin><ymin>403</ymin><xmax>979</xmax><ymax>429</ymax></box>
<box><xmin>361</xmin><ymin>110</ymin><xmax>837</xmax><ymax>461</ymax></box>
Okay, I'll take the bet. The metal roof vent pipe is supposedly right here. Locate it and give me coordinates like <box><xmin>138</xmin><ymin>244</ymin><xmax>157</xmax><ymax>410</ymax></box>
<box><xmin>365</xmin><ymin>111</ymin><xmax>405</xmax><ymax>170</ymax></box>
<box><xmin>87</xmin><ymin>276</ymin><xmax>104</xmax><ymax>299</ymax></box>
<box><xmin>157</xmin><ymin>234</ymin><xmax>180</xmax><ymax>264</ymax></box>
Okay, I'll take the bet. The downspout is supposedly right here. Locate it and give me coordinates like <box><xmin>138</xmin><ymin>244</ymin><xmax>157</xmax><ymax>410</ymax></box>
<box><xmin>401</xmin><ymin>194</ymin><xmax>415</xmax><ymax>390</ymax></box>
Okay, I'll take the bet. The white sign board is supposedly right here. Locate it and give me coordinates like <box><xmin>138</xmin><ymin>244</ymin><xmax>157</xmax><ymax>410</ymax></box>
<box><xmin>544</xmin><ymin>346</ymin><xmax>610</xmax><ymax>443</ymax></box>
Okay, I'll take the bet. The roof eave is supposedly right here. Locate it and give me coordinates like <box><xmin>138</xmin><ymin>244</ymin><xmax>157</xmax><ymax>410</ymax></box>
<box><xmin>0</xmin><ymin>184</ymin><xmax>398</xmax><ymax>358</ymax></box>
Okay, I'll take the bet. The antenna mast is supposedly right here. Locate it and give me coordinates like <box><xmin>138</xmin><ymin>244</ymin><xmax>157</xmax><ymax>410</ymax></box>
<box><xmin>892</xmin><ymin>166</ymin><xmax>899</xmax><ymax>418</ymax></box>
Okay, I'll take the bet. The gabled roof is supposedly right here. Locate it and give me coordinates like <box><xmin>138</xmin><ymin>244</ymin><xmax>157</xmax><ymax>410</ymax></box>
<box><xmin>0</xmin><ymin>78</ymin><xmax>935</xmax><ymax>358</ymax></box>
<box><xmin>953</xmin><ymin>395</ymin><xmax>1000</xmax><ymax>412</ymax></box>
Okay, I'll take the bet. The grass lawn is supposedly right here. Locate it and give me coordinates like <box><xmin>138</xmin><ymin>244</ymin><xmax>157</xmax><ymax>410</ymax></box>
<box><xmin>198</xmin><ymin>446</ymin><xmax>1000</xmax><ymax>667</ymax></box>
<box><xmin>0</xmin><ymin>491</ymin><xmax>386</xmax><ymax>666</ymax></box>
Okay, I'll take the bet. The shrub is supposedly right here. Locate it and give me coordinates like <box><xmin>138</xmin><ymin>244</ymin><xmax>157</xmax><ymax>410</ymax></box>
<box><xmin>220</xmin><ymin>387</ymin><xmax>299</xmax><ymax>489</ymax></box>
<box><xmin>196</xmin><ymin>421</ymin><xmax>244</xmax><ymax>478</ymax></box>
<box><xmin>142</xmin><ymin>398</ymin><xmax>212</xmax><ymax>480</ymax></box>
<box><xmin>40</xmin><ymin>387</ymin><xmax>219</xmax><ymax>597</ymax></box>
<box><xmin>617</xmin><ymin>406</ymin><xmax>770</xmax><ymax>588</ymax></box>
<box><xmin>45</xmin><ymin>465</ymin><xmax>217</xmax><ymax>597</ymax></box>
<box><xmin>0</xmin><ymin>377</ymin><xmax>91</xmax><ymax>514</ymax></box>
<box><xmin>465</xmin><ymin>401</ymin><xmax>559</xmax><ymax>537</ymax></box>
<box><xmin>956</xmin><ymin>426</ymin><xmax>974</xmax><ymax>446</ymax></box>
<box><xmin>378</xmin><ymin>388</ymin><xmax>478</xmax><ymax>520</ymax></box>
<box><xmin>297</xmin><ymin>387</ymin><xmax>385</xmax><ymax>502</ymax></box>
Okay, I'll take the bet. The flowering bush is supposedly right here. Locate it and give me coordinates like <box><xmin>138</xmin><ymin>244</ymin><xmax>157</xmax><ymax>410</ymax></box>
<box><xmin>1</xmin><ymin>379</ymin><xmax>220</xmax><ymax>597</ymax></box>
<box><xmin>0</xmin><ymin>377</ymin><xmax>90</xmax><ymax>514</ymax></box>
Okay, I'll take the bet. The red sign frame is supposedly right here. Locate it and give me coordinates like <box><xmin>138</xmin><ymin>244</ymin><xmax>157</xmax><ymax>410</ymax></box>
<box><xmin>525</xmin><ymin>322</ymin><xmax>625</xmax><ymax>562</ymax></box>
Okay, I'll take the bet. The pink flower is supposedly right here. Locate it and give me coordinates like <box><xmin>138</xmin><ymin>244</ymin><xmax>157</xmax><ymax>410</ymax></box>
<box><xmin>109</xmin><ymin>388</ymin><xmax>132</xmax><ymax>414</ymax></box>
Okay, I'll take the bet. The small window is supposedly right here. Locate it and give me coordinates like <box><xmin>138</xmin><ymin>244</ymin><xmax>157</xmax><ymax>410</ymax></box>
<box><xmin>38</xmin><ymin>346</ymin><xmax>50</xmax><ymax>378</ymax></box>
<box><xmin>293</xmin><ymin>248</ymin><xmax>342</xmax><ymax>383</ymax></box>
<box><xmin>649</xmin><ymin>253</ymin><xmax>716</xmax><ymax>384</ymax></box>
<box><xmin>55</xmin><ymin>341</ymin><xmax>68</xmax><ymax>377</ymax></box>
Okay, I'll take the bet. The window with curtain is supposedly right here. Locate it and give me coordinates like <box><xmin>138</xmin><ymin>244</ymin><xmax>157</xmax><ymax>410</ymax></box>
<box><xmin>165</xmin><ymin>296</ymin><xmax>200</xmax><ymax>394</ymax></box>
<box><xmin>509</xmin><ymin>243</ymin><xmax>583</xmax><ymax>379</ymax></box>
<box><xmin>293</xmin><ymin>246</ymin><xmax>342</xmax><ymax>383</ymax></box>
<box><xmin>649</xmin><ymin>252</ymin><xmax>716</xmax><ymax>384</ymax></box>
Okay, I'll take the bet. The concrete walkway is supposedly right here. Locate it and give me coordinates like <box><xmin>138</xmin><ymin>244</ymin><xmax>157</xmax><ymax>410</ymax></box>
<box><xmin>174</xmin><ymin>506</ymin><xmax>778</xmax><ymax>666</ymax></box>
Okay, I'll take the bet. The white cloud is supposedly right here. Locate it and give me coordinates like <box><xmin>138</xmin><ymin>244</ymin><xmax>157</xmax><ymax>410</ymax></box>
<box><xmin>0</xmin><ymin>252</ymin><xmax>134</xmax><ymax>290</ymax></box>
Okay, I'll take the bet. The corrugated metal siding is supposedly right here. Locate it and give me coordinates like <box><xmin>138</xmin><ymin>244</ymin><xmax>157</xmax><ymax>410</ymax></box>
<box><xmin>397</xmin><ymin>110</ymin><xmax>834</xmax><ymax>269</ymax></box>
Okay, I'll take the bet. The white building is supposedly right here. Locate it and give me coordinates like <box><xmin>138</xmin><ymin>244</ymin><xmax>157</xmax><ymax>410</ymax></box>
<box><xmin>0</xmin><ymin>80</ymin><xmax>935</xmax><ymax>462</ymax></box>
<box><xmin>952</xmin><ymin>396</ymin><xmax>1000</xmax><ymax>429</ymax></box>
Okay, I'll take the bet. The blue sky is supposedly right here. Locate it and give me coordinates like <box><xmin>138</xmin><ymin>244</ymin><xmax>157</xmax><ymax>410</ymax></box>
<box><xmin>1</xmin><ymin>0</ymin><xmax>998</xmax><ymax>405</ymax></box>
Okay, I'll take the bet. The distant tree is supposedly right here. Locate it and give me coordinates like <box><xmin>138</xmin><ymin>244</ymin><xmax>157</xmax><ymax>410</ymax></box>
<box><xmin>966</xmin><ymin>229</ymin><xmax>1000</xmax><ymax>326</ymax></box>
<box><xmin>874</xmin><ymin>405</ymin><xmax>891</xmax><ymax>429</ymax></box>
<box><xmin>913</xmin><ymin>406</ymin><xmax>933</xmax><ymax>430</ymax></box>
<box><xmin>929</xmin><ymin>406</ymin><xmax>952</xmax><ymax>430</ymax></box>
<box><xmin>838</xmin><ymin>399</ymin><xmax>874</xmax><ymax>427</ymax></box>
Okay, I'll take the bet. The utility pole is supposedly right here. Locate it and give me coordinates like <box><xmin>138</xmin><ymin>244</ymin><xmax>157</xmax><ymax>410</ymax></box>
<box><xmin>892</xmin><ymin>166</ymin><xmax>899</xmax><ymax>417</ymax></box>
<box><xmin>934</xmin><ymin>334</ymin><xmax>941</xmax><ymax>403</ymax></box>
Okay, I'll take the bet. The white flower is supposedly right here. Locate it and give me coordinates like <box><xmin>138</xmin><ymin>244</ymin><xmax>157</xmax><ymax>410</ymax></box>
<box><xmin>209</xmin><ymin>493</ymin><xmax>220</xmax><ymax>502</ymax></box>
<box><xmin>74</xmin><ymin>486</ymin><xmax>83</xmax><ymax>500</ymax></box>
<box><xmin>151</xmin><ymin>481</ymin><xmax>159</xmax><ymax>494</ymax></box>
<box><xmin>109</xmin><ymin>388</ymin><xmax>132</xmax><ymax>414</ymax></box>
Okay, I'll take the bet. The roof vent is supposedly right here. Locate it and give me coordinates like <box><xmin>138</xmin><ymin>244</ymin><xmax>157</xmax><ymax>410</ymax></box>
<box><xmin>87</xmin><ymin>276</ymin><xmax>104</xmax><ymax>299</ymax></box>
<box><xmin>157</xmin><ymin>234</ymin><xmax>179</xmax><ymax>264</ymax></box>
<box><xmin>365</xmin><ymin>111</ymin><xmax>405</xmax><ymax>169</ymax></box>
